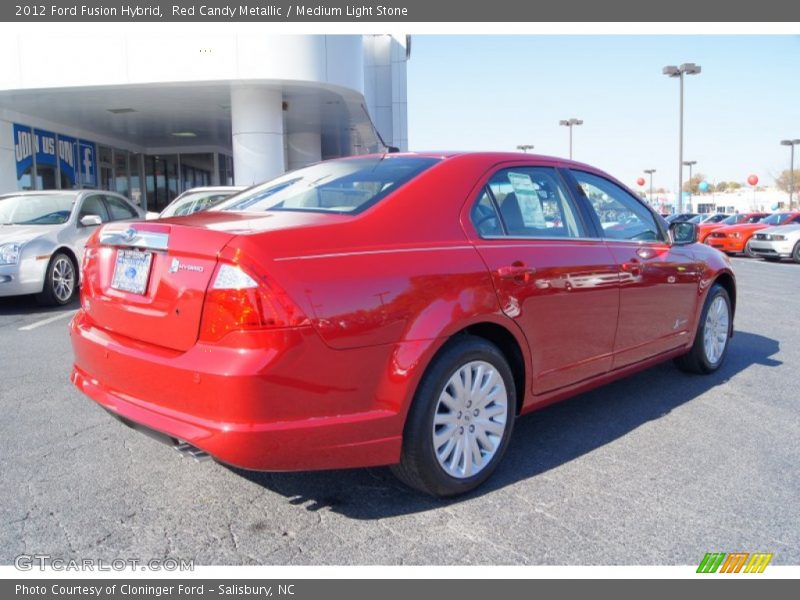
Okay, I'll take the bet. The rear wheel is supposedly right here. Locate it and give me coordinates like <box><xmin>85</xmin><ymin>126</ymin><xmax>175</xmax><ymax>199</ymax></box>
<box><xmin>674</xmin><ymin>283</ymin><xmax>731</xmax><ymax>374</ymax></box>
<box><xmin>36</xmin><ymin>252</ymin><xmax>77</xmax><ymax>306</ymax></box>
<box><xmin>391</xmin><ymin>335</ymin><xmax>515</xmax><ymax>497</ymax></box>
<box><xmin>793</xmin><ymin>242</ymin><xmax>800</xmax><ymax>264</ymax></box>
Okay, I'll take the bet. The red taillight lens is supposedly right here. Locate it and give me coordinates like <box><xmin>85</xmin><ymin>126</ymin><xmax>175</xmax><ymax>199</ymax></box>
<box><xmin>199</xmin><ymin>263</ymin><xmax>307</xmax><ymax>342</ymax></box>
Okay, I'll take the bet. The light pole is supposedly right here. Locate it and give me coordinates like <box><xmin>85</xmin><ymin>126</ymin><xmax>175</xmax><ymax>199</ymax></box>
<box><xmin>644</xmin><ymin>169</ymin><xmax>656</xmax><ymax>206</ymax></box>
<box><xmin>663</xmin><ymin>63</ymin><xmax>701</xmax><ymax>213</ymax></box>
<box><xmin>516</xmin><ymin>144</ymin><xmax>534</xmax><ymax>153</ymax></box>
<box><xmin>683</xmin><ymin>160</ymin><xmax>696</xmax><ymax>211</ymax></box>
<box><xmin>780</xmin><ymin>139</ymin><xmax>800</xmax><ymax>210</ymax></box>
<box><xmin>559</xmin><ymin>118</ymin><xmax>583</xmax><ymax>159</ymax></box>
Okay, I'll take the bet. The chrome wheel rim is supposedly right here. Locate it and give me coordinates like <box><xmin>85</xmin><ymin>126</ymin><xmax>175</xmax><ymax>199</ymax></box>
<box><xmin>432</xmin><ymin>360</ymin><xmax>508</xmax><ymax>479</ymax></box>
<box><xmin>52</xmin><ymin>257</ymin><xmax>75</xmax><ymax>302</ymax></box>
<box><xmin>703</xmin><ymin>296</ymin><xmax>729</xmax><ymax>365</ymax></box>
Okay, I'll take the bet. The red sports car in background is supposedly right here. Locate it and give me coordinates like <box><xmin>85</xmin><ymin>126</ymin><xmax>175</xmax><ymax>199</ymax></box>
<box><xmin>706</xmin><ymin>211</ymin><xmax>800</xmax><ymax>256</ymax></box>
<box><xmin>70</xmin><ymin>153</ymin><xmax>736</xmax><ymax>497</ymax></box>
<box><xmin>696</xmin><ymin>211</ymin><xmax>769</xmax><ymax>242</ymax></box>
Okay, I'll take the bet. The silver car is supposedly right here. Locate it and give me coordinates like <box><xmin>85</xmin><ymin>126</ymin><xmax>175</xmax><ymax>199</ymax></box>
<box><xmin>0</xmin><ymin>190</ymin><xmax>144</xmax><ymax>305</ymax></box>
<box><xmin>749</xmin><ymin>223</ymin><xmax>800</xmax><ymax>263</ymax></box>
<box><xmin>148</xmin><ymin>186</ymin><xmax>247</xmax><ymax>220</ymax></box>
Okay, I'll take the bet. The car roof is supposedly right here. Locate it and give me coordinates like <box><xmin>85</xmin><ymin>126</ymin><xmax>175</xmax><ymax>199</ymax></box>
<box><xmin>180</xmin><ymin>186</ymin><xmax>247</xmax><ymax>193</ymax></box>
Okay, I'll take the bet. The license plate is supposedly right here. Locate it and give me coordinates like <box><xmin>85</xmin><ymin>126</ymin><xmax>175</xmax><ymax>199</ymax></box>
<box><xmin>111</xmin><ymin>249</ymin><xmax>153</xmax><ymax>295</ymax></box>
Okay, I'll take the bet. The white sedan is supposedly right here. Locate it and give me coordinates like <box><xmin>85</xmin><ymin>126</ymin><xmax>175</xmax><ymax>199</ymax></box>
<box><xmin>749</xmin><ymin>224</ymin><xmax>800</xmax><ymax>263</ymax></box>
<box><xmin>0</xmin><ymin>190</ymin><xmax>144</xmax><ymax>305</ymax></box>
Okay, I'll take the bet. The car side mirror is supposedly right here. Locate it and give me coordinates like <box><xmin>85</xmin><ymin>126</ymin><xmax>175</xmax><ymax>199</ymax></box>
<box><xmin>79</xmin><ymin>215</ymin><xmax>102</xmax><ymax>227</ymax></box>
<box><xmin>669</xmin><ymin>221</ymin><xmax>697</xmax><ymax>245</ymax></box>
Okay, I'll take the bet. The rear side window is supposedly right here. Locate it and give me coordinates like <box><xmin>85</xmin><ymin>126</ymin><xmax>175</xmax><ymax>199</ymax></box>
<box><xmin>471</xmin><ymin>167</ymin><xmax>585</xmax><ymax>238</ymax></box>
<box><xmin>572</xmin><ymin>170</ymin><xmax>664</xmax><ymax>242</ymax></box>
<box><xmin>218</xmin><ymin>156</ymin><xmax>441</xmax><ymax>215</ymax></box>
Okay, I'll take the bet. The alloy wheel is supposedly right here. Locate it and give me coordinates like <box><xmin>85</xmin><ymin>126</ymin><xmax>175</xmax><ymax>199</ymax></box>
<box><xmin>52</xmin><ymin>256</ymin><xmax>75</xmax><ymax>303</ymax></box>
<box><xmin>432</xmin><ymin>360</ymin><xmax>508</xmax><ymax>479</ymax></box>
<box><xmin>703</xmin><ymin>295</ymin><xmax>729</xmax><ymax>365</ymax></box>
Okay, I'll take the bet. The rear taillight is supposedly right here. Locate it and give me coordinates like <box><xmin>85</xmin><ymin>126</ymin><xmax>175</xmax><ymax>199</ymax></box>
<box><xmin>199</xmin><ymin>262</ymin><xmax>307</xmax><ymax>342</ymax></box>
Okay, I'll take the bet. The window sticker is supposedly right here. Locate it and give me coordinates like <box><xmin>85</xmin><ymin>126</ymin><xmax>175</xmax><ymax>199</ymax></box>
<box><xmin>507</xmin><ymin>172</ymin><xmax>546</xmax><ymax>227</ymax></box>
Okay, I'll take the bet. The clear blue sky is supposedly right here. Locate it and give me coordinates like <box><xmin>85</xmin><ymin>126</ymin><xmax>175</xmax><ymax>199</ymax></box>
<box><xmin>407</xmin><ymin>35</ymin><xmax>800</xmax><ymax>191</ymax></box>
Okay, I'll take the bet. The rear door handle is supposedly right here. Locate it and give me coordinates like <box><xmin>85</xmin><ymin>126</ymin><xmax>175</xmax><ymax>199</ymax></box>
<box><xmin>497</xmin><ymin>262</ymin><xmax>536</xmax><ymax>281</ymax></box>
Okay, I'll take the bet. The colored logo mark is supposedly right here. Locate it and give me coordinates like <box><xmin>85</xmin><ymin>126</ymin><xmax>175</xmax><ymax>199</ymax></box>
<box><xmin>697</xmin><ymin>552</ymin><xmax>773</xmax><ymax>573</ymax></box>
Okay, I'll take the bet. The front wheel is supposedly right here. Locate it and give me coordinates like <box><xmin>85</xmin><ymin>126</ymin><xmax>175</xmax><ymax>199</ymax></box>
<box><xmin>744</xmin><ymin>239</ymin><xmax>756</xmax><ymax>258</ymax></box>
<box><xmin>793</xmin><ymin>242</ymin><xmax>800</xmax><ymax>264</ymax></box>
<box><xmin>674</xmin><ymin>283</ymin><xmax>732</xmax><ymax>374</ymax></box>
<box><xmin>391</xmin><ymin>335</ymin><xmax>516</xmax><ymax>497</ymax></box>
<box><xmin>36</xmin><ymin>252</ymin><xmax>77</xmax><ymax>306</ymax></box>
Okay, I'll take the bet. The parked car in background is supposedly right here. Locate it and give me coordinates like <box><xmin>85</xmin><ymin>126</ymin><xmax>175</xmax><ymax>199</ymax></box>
<box><xmin>665</xmin><ymin>212</ymin><xmax>698</xmax><ymax>223</ymax></box>
<box><xmin>153</xmin><ymin>186</ymin><xmax>248</xmax><ymax>220</ymax></box>
<box><xmin>697</xmin><ymin>212</ymin><xmax>769</xmax><ymax>243</ymax></box>
<box><xmin>0</xmin><ymin>190</ymin><xmax>144</xmax><ymax>305</ymax></box>
<box><xmin>706</xmin><ymin>212</ymin><xmax>800</xmax><ymax>256</ymax></box>
<box><xmin>70</xmin><ymin>152</ymin><xmax>736</xmax><ymax>497</ymax></box>
<box><xmin>749</xmin><ymin>222</ymin><xmax>800</xmax><ymax>263</ymax></box>
<box><xmin>689</xmin><ymin>213</ymin><xmax>730</xmax><ymax>224</ymax></box>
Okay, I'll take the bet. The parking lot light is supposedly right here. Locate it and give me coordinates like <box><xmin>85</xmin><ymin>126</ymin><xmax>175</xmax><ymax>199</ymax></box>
<box><xmin>683</xmin><ymin>160</ymin><xmax>697</xmax><ymax>210</ymax></box>
<box><xmin>644</xmin><ymin>169</ymin><xmax>656</xmax><ymax>206</ymax></box>
<box><xmin>559</xmin><ymin>118</ymin><xmax>583</xmax><ymax>159</ymax></box>
<box><xmin>780</xmin><ymin>139</ymin><xmax>800</xmax><ymax>210</ymax></box>
<box><xmin>664</xmin><ymin>63</ymin><xmax>702</xmax><ymax>213</ymax></box>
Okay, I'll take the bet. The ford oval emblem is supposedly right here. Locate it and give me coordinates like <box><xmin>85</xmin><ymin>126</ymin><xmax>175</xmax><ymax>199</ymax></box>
<box><xmin>123</xmin><ymin>228</ymin><xmax>137</xmax><ymax>242</ymax></box>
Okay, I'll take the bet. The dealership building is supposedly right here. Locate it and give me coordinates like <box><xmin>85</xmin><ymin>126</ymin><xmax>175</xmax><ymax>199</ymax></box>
<box><xmin>0</xmin><ymin>34</ymin><xmax>408</xmax><ymax>212</ymax></box>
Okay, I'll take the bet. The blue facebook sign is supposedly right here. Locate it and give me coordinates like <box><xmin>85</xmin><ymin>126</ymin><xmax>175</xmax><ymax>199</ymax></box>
<box><xmin>13</xmin><ymin>124</ymin><xmax>33</xmax><ymax>179</ymax></box>
<box><xmin>78</xmin><ymin>141</ymin><xmax>97</xmax><ymax>187</ymax></box>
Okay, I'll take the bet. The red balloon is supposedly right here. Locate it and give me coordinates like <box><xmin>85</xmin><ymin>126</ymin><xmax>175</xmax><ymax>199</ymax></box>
<box><xmin>747</xmin><ymin>174</ymin><xmax>759</xmax><ymax>186</ymax></box>
<box><xmin>636</xmin><ymin>177</ymin><xmax>646</xmax><ymax>186</ymax></box>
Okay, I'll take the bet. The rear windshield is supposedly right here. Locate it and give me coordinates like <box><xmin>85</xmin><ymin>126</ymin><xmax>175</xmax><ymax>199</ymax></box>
<box><xmin>217</xmin><ymin>156</ymin><xmax>441</xmax><ymax>215</ymax></box>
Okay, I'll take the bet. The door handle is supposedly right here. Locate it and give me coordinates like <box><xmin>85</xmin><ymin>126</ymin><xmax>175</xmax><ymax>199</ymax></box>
<box><xmin>497</xmin><ymin>262</ymin><xmax>536</xmax><ymax>281</ymax></box>
<box><xmin>620</xmin><ymin>259</ymin><xmax>642</xmax><ymax>275</ymax></box>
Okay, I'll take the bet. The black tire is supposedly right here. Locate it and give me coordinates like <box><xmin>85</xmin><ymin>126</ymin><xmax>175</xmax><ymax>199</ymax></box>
<box><xmin>36</xmin><ymin>252</ymin><xmax>77</xmax><ymax>306</ymax></box>
<box><xmin>793</xmin><ymin>241</ymin><xmax>800</xmax><ymax>264</ymax></box>
<box><xmin>763</xmin><ymin>256</ymin><xmax>781</xmax><ymax>262</ymax></box>
<box><xmin>674</xmin><ymin>283</ymin><xmax>732</xmax><ymax>374</ymax></box>
<box><xmin>744</xmin><ymin>239</ymin><xmax>756</xmax><ymax>258</ymax></box>
<box><xmin>391</xmin><ymin>335</ymin><xmax>516</xmax><ymax>497</ymax></box>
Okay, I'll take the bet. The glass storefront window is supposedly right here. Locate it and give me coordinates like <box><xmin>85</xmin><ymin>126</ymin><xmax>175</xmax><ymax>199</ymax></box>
<box><xmin>218</xmin><ymin>153</ymin><xmax>234</xmax><ymax>185</ymax></box>
<box><xmin>114</xmin><ymin>150</ymin><xmax>129</xmax><ymax>198</ymax></box>
<box><xmin>99</xmin><ymin>145</ymin><xmax>113</xmax><ymax>191</ymax></box>
<box><xmin>129</xmin><ymin>154</ymin><xmax>143</xmax><ymax>208</ymax></box>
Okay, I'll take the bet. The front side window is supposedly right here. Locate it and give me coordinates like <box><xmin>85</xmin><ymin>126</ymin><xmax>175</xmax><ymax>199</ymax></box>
<box><xmin>572</xmin><ymin>171</ymin><xmax>663</xmax><ymax>242</ymax></box>
<box><xmin>79</xmin><ymin>195</ymin><xmax>109</xmax><ymax>223</ymax></box>
<box><xmin>471</xmin><ymin>167</ymin><xmax>584</xmax><ymax>238</ymax></box>
<box><xmin>217</xmin><ymin>156</ymin><xmax>441</xmax><ymax>215</ymax></box>
<box><xmin>104</xmin><ymin>195</ymin><xmax>137</xmax><ymax>220</ymax></box>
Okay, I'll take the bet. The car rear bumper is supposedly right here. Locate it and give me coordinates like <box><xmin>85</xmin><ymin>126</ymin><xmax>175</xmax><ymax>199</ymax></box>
<box><xmin>69</xmin><ymin>310</ymin><xmax>404</xmax><ymax>471</ymax></box>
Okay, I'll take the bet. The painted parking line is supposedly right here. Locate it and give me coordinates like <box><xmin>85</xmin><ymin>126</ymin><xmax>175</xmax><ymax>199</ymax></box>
<box><xmin>18</xmin><ymin>310</ymin><xmax>77</xmax><ymax>331</ymax></box>
<box><xmin>730</xmin><ymin>257</ymin><xmax>799</xmax><ymax>269</ymax></box>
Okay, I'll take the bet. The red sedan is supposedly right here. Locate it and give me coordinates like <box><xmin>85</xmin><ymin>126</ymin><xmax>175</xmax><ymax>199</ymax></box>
<box><xmin>696</xmin><ymin>212</ymin><xmax>769</xmax><ymax>242</ymax></box>
<box><xmin>706</xmin><ymin>212</ymin><xmax>800</xmax><ymax>256</ymax></box>
<box><xmin>70</xmin><ymin>153</ymin><xmax>736</xmax><ymax>497</ymax></box>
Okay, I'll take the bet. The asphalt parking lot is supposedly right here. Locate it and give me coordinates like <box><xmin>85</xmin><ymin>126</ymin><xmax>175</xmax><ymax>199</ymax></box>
<box><xmin>1</xmin><ymin>257</ymin><xmax>798</xmax><ymax>566</ymax></box>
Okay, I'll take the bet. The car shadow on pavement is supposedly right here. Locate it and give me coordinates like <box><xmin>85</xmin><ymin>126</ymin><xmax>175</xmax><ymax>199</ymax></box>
<box><xmin>0</xmin><ymin>294</ymin><xmax>79</xmax><ymax>315</ymax></box>
<box><xmin>229</xmin><ymin>330</ymin><xmax>781</xmax><ymax>518</ymax></box>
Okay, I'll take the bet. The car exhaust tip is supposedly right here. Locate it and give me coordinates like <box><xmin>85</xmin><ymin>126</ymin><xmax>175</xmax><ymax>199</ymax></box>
<box><xmin>173</xmin><ymin>441</ymin><xmax>211</xmax><ymax>462</ymax></box>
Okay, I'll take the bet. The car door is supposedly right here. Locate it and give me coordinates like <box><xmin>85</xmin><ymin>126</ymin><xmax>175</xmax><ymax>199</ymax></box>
<box><xmin>566</xmin><ymin>169</ymin><xmax>702</xmax><ymax>369</ymax></box>
<box><xmin>466</xmin><ymin>165</ymin><xmax>620</xmax><ymax>395</ymax></box>
<box><xmin>71</xmin><ymin>193</ymin><xmax>110</xmax><ymax>263</ymax></box>
<box><xmin>103</xmin><ymin>194</ymin><xmax>141</xmax><ymax>222</ymax></box>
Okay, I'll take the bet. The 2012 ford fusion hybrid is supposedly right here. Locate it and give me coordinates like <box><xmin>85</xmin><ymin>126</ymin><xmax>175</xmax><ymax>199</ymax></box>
<box><xmin>70</xmin><ymin>153</ymin><xmax>736</xmax><ymax>497</ymax></box>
